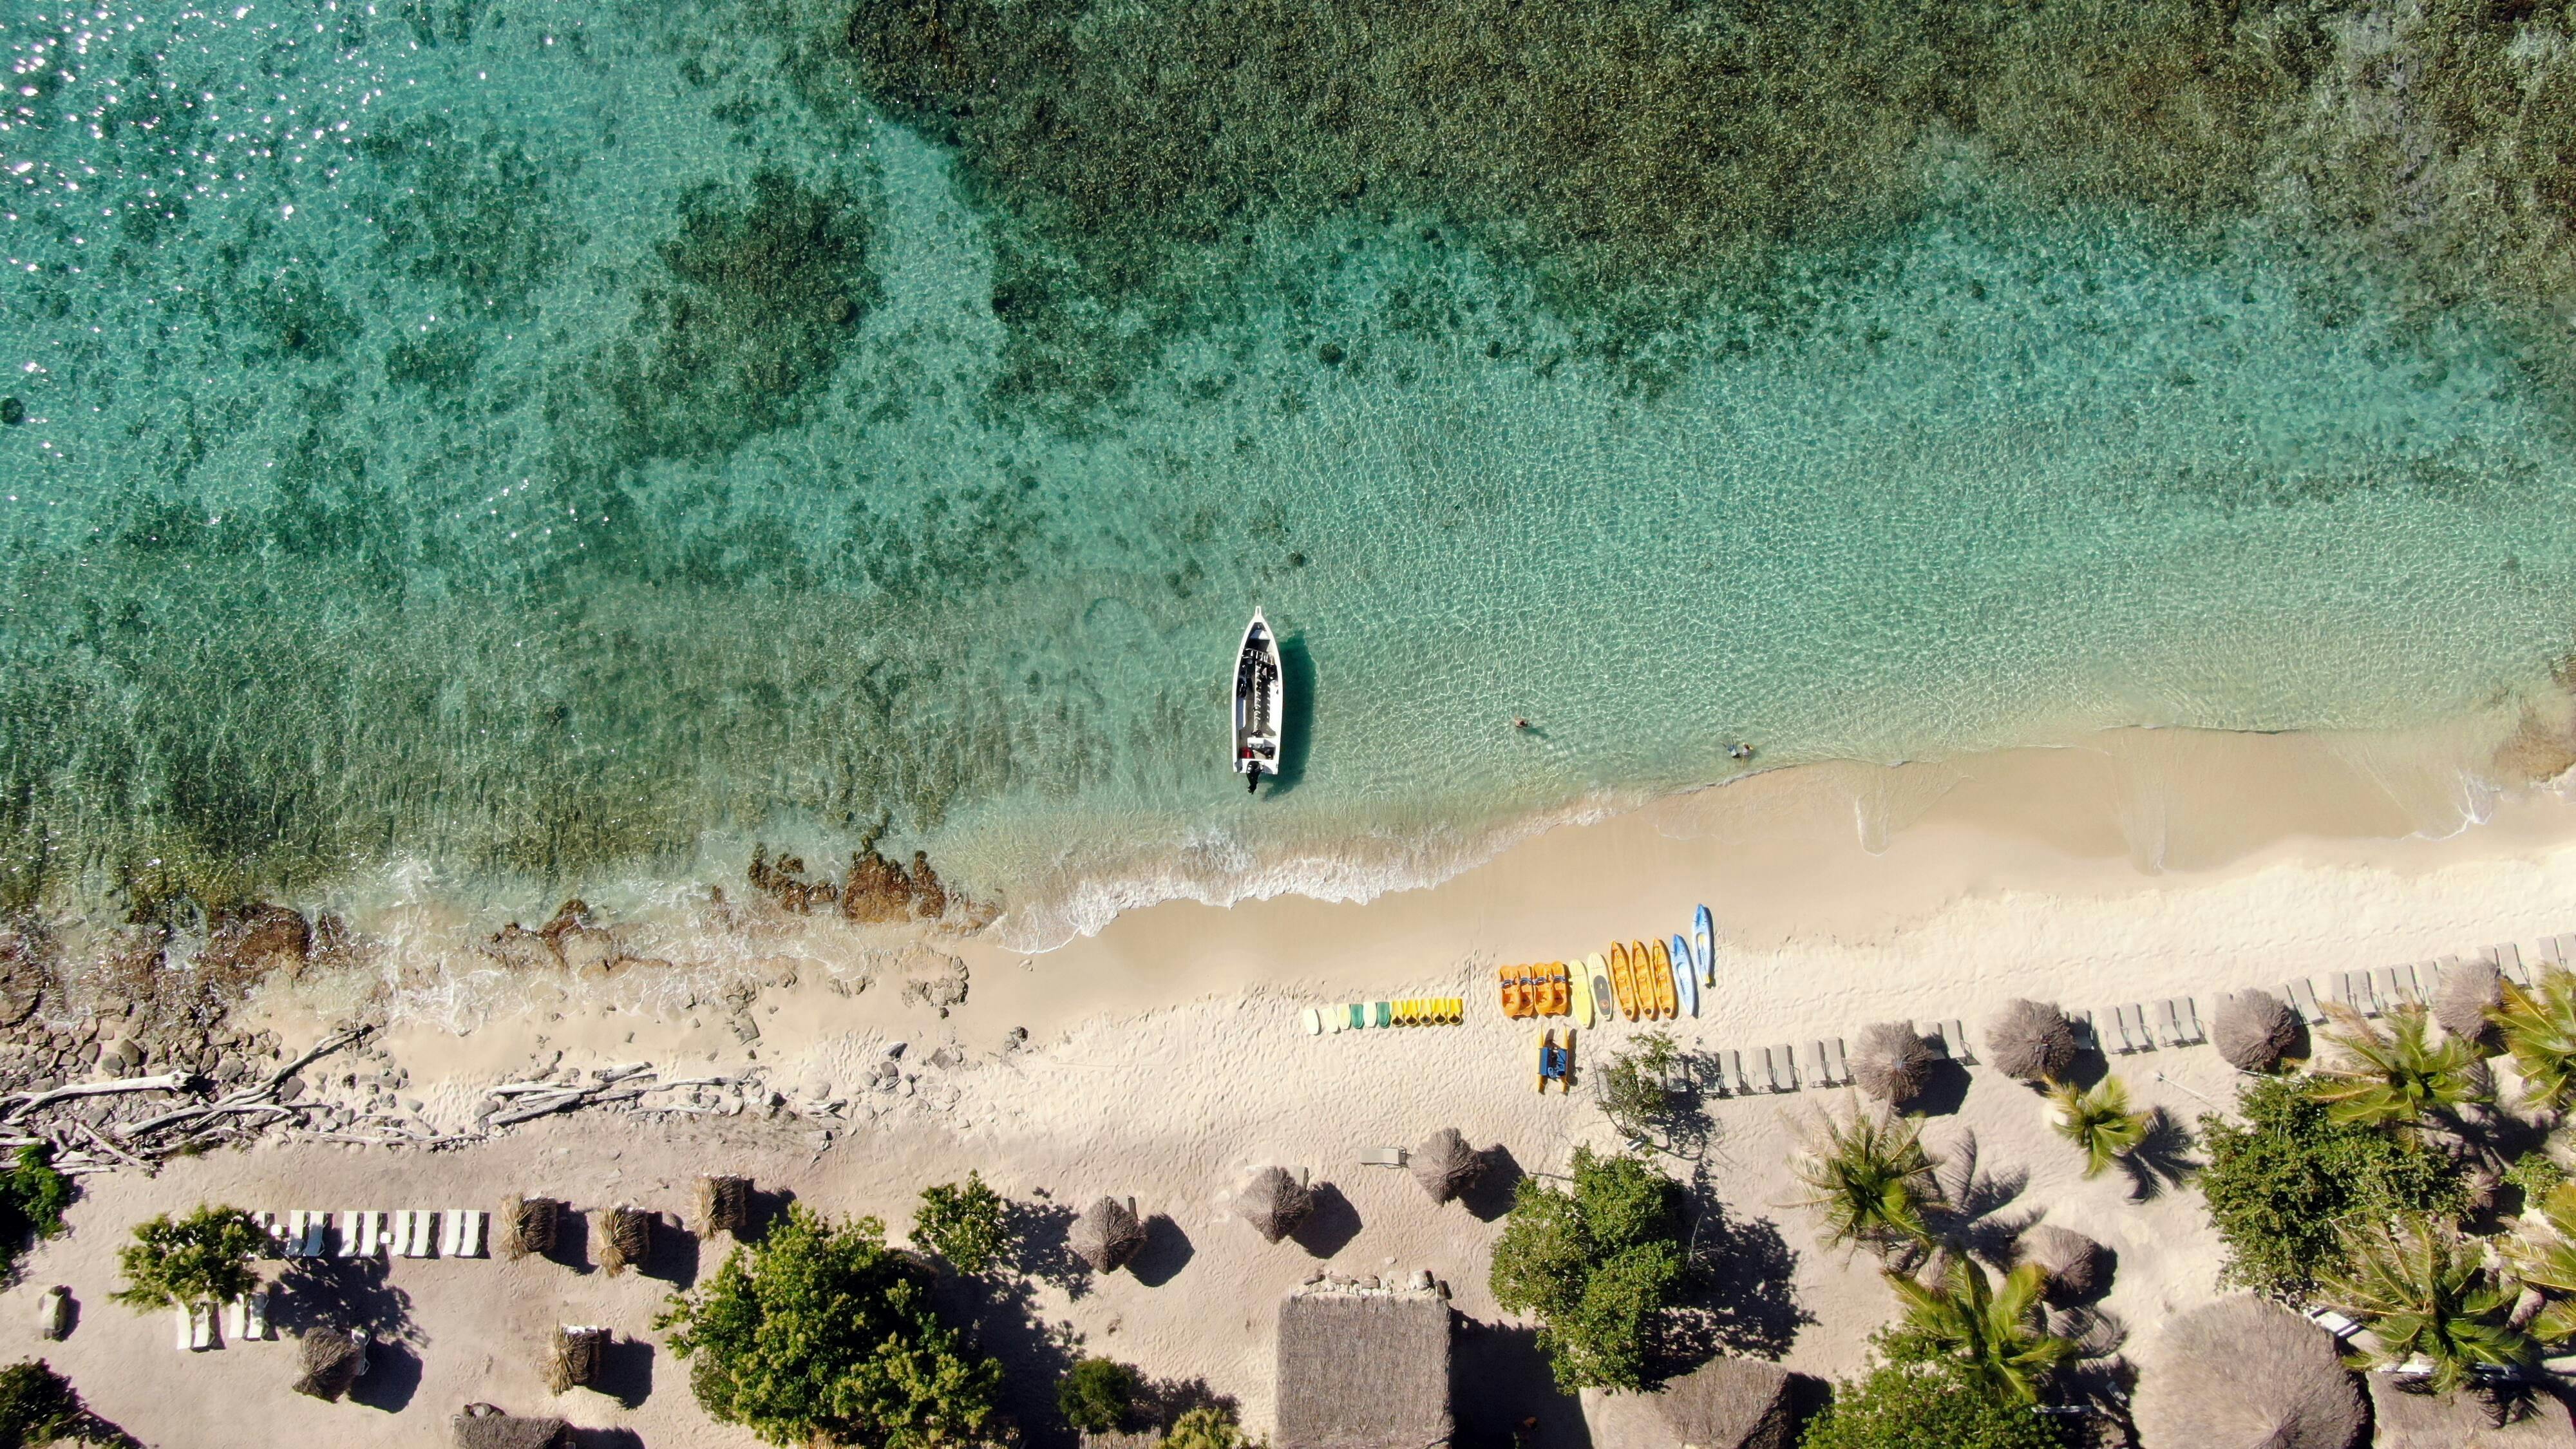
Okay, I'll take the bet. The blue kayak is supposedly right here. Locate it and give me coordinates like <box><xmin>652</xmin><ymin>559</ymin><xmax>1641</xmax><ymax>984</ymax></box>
<box><xmin>1692</xmin><ymin>904</ymin><xmax>1716</xmax><ymax>987</ymax></box>
<box><xmin>1670</xmin><ymin>933</ymin><xmax>1700</xmax><ymax>1017</ymax></box>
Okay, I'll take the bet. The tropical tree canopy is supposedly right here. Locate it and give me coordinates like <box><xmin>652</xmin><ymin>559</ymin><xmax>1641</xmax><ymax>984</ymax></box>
<box><xmin>1790</xmin><ymin>1104</ymin><xmax>1940</xmax><ymax>1256</ymax></box>
<box><xmin>2047</xmin><ymin>1076</ymin><xmax>2149</xmax><ymax>1179</ymax></box>
<box><xmin>2506</xmin><ymin>1180</ymin><xmax>2576</xmax><ymax>1345</ymax></box>
<box><xmin>2308</xmin><ymin>1003</ymin><xmax>2486</xmax><ymax>1133</ymax></box>
<box><xmin>2316</xmin><ymin>1213</ymin><xmax>2535</xmax><ymax>1396</ymax></box>
<box><xmin>912</xmin><ymin>1171</ymin><xmax>1010</xmax><ymax>1276</ymax></box>
<box><xmin>1488</xmin><ymin>1146</ymin><xmax>1689</xmax><ymax>1390</ymax></box>
<box><xmin>1880</xmin><ymin>1258</ymin><xmax>2078</xmax><ymax>1406</ymax></box>
<box><xmin>109</xmin><ymin>1206</ymin><xmax>264</xmax><ymax>1312</ymax></box>
<box><xmin>0</xmin><ymin>1359</ymin><xmax>85</xmax><ymax>1449</ymax></box>
<box><xmin>2196</xmin><ymin>1075</ymin><xmax>2466</xmax><ymax>1297</ymax></box>
<box><xmin>2495</xmin><ymin>967</ymin><xmax>2576</xmax><ymax>1113</ymax></box>
<box><xmin>1798</xmin><ymin>1359</ymin><xmax>2070</xmax><ymax>1449</ymax></box>
<box><xmin>657</xmin><ymin>1204</ymin><xmax>1002</xmax><ymax>1448</ymax></box>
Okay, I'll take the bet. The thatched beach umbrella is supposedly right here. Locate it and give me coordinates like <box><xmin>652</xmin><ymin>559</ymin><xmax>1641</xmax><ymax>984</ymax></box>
<box><xmin>544</xmin><ymin>1326</ymin><xmax>609</xmax><ymax>1395</ymax></box>
<box><xmin>1581</xmin><ymin>1356</ymin><xmax>1797</xmax><ymax>1449</ymax></box>
<box><xmin>1239</xmin><ymin>1166</ymin><xmax>1312</xmax><ymax>1244</ymax></box>
<box><xmin>1851</xmin><ymin>1021</ymin><xmax>1938</xmax><ymax>1106</ymax></box>
<box><xmin>596</xmin><ymin>1206</ymin><xmax>651</xmax><ymax>1276</ymax></box>
<box><xmin>1987</xmin><ymin>999</ymin><xmax>2079</xmax><ymax>1083</ymax></box>
<box><xmin>292</xmin><ymin>1329</ymin><xmax>366</xmax><ymax>1401</ymax></box>
<box><xmin>2016</xmin><ymin>1224</ymin><xmax>2110</xmax><ymax>1304</ymax></box>
<box><xmin>451</xmin><ymin>1405</ymin><xmax>571</xmax><ymax>1449</ymax></box>
<box><xmin>2435</xmin><ymin>958</ymin><xmax>2506</xmax><ymax>1052</ymax></box>
<box><xmin>2213</xmin><ymin>989</ymin><xmax>2300</xmax><ymax>1074</ymax></box>
<box><xmin>2132</xmin><ymin>1296</ymin><xmax>2363</xmax><ymax>1449</ymax></box>
<box><xmin>696</xmin><ymin>1175</ymin><xmax>752</xmax><ymax>1239</ymax></box>
<box><xmin>1410</xmin><ymin>1129</ymin><xmax>1481</xmax><ymax>1204</ymax></box>
<box><xmin>499</xmin><ymin>1195</ymin><xmax>562</xmax><ymax>1262</ymax></box>
<box><xmin>1069</xmin><ymin>1197</ymin><xmax>1144</xmax><ymax>1274</ymax></box>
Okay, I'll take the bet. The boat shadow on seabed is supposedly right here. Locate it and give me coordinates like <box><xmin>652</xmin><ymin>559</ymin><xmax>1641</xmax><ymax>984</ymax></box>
<box><xmin>1264</xmin><ymin>632</ymin><xmax>1316</xmax><ymax>798</ymax></box>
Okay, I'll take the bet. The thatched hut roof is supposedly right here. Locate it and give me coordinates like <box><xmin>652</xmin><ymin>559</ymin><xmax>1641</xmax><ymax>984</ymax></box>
<box><xmin>1275</xmin><ymin>1291</ymin><xmax>1451</xmax><ymax>1449</ymax></box>
<box><xmin>2018</xmin><ymin>1224</ymin><xmax>2110</xmax><ymax>1304</ymax></box>
<box><xmin>596</xmin><ymin>1206</ymin><xmax>651</xmax><ymax>1276</ymax></box>
<box><xmin>1986</xmin><ymin>999</ymin><xmax>2079</xmax><ymax>1083</ymax></box>
<box><xmin>2212</xmin><ymin>990</ymin><xmax>2300</xmax><ymax>1073</ymax></box>
<box><xmin>545</xmin><ymin>1326</ymin><xmax>609</xmax><ymax>1396</ymax></box>
<box><xmin>2435</xmin><ymin>958</ymin><xmax>2506</xmax><ymax>1051</ymax></box>
<box><xmin>1239</xmin><ymin>1167</ymin><xmax>1312</xmax><ymax>1244</ymax></box>
<box><xmin>1850</xmin><ymin>1021</ymin><xmax>1937</xmax><ymax>1106</ymax></box>
<box><xmin>696</xmin><ymin>1175</ymin><xmax>752</xmax><ymax>1239</ymax></box>
<box><xmin>2132</xmin><ymin>1296</ymin><xmax>2363</xmax><ymax>1449</ymax></box>
<box><xmin>1580</xmin><ymin>1356</ymin><xmax>1799</xmax><ymax>1449</ymax></box>
<box><xmin>499</xmin><ymin>1195</ymin><xmax>560</xmax><ymax>1262</ymax></box>
<box><xmin>292</xmin><ymin>1329</ymin><xmax>366</xmax><ymax>1401</ymax></box>
<box><xmin>2367</xmin><ymin>1373</ymin><xmax>2575</xmax><ymax>1446</ymax></box>
<box><xmin>451</xmin><ymin>1405</ymin><xmax>570</xmax><ymax>1449</ymax></box>
<box><xmin>1410</xmin><ymin>1129</ymin><xmax>1481</xmax><ymax>1204</ymax></box>
<box><xmin>1069</xmin><ymin>1197</ymin><xmax>1145</xmax><ymax>1274</ymax></box>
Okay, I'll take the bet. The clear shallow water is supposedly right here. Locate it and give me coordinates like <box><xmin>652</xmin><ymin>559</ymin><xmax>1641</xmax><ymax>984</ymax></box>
<box><xmin>6</xmin><ymin>1</ymin><xmax>2576</xmax><ymax>947</ymax></box>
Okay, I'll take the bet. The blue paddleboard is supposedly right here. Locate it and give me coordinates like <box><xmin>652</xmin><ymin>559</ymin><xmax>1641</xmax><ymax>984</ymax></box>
<box><xmin>1670</xmin><ymin>934</ymin><xmax>1699</xmax><ymax>1017</ymax></box>
<box><xmin>1692</xmin><ymin>904</ymin><xmax>1716</xmax><ymax>986</ymax></box>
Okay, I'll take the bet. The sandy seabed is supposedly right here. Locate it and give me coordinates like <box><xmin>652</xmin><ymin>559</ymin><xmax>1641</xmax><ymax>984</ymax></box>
<box><xmin>13</xmin><ymin>723</ymin><xmax>2576</xmax><ymax>1446</ymax></box>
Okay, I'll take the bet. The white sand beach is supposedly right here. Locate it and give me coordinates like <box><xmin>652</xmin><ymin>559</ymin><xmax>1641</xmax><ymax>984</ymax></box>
<box><xmin>9</xmin><ymin>723</ymin><xmax>2576</xmax><ymax>1445</ymax></box>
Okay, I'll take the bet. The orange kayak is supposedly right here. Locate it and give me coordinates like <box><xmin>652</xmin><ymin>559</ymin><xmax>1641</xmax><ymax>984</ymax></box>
<box><xmin>1649</xmin><ymin>938</ymin><xmax>1678</xmax><ymax>1019</ymax></box>
<box><xmin>1609</xmin><ymin>942</ymin><xmax>1637</xmax><ymax>1021</ymax></box>
<box><xmin>1547</xmin><ymin>962</ymin><xmax>1572</xmax><ymax>1016</ymax></box>
<box><xmin>1497</xmin><ymin>963</ymin><xmax>1530</xmax><ymax>1018</ymax></box>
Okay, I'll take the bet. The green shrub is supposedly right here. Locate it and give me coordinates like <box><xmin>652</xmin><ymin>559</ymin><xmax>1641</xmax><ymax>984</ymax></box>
<box><xmin>2197</xmin><ymin>1075</ymin><xmax>2466</xmax><ymax>1297</ymax></box>
<box><xmin>1799</xmin><ymin>1361</ymin><xmax>2069</xmax><ymax>1449</ymax></box>
<box><xmin>1596</xmin><ymin>1030</ymin><xmax>1685</xmax><ymax>1145</ymax></box>
<box><xmin>1059</xmin><ymin>1356</ymin><xmax>1141</xmax><ymax>1433</ymax></box>
<box><xmin>0</xmin><ymin>1147</ymin><xmax>71</xmax><ymax>1280</ymax></box>
<box><xmin>2506</xmin><ymin>1151</ymin><xmax>2568</xmax><ymax>1209</ymax></box>
<box><xmin>1160</xmin><ymin>1405</ymin><xmax>1255</xmax><ymax>1449</ymax></box>
<box><xmin>658</xmin><ymin>1204</ymin><xmax>1001</xmax><ymax>1448</ymax></box>
<box><xmin>1488</xmin><ymin>1146</ymin><xmax>1689</xmax><ymax>1390</ymax></box>
<box><xmin>0</xmin><ymin>1359</ymin><xmax>83</xmax><ymax>1449</ymax></box>
<box><xmin>913</xmin><ymin>1171</ymin><xmax>1010</xmax><ymax>1276</ymax></box>
<box><xmin>109</xmin><ymin>1204</ymin><xmax>264</xmax><ymax>1312</ymax></box>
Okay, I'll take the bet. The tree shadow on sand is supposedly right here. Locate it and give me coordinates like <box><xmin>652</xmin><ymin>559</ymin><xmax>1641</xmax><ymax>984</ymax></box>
<box><xmin>933</xmin><ymin>1270</ymin><xmax>1084</xmax><ymax>1449</ymax></box>
<box><xmin>2115</xmin><ymin>1108</ymin><xmax>2200</xmax><ymax>1203</ymax></box>
<box><xmin>1001</xmin><ymin>1194</ymin><xmax>1090</xmax><ymax>1299</ymax></box>
<box><xmin>272</xmin><ymin>1258</ymin><xmax>418</xmax><ymax>1345</ymax></box>
<box><xmin>1662</xmin><ymin>1178</ymin><xmax>1814</xmax><ymax>1367</ymax></box>
<box><xmin>1451</xmin><ymin>1320</ymin><xmax>1584</xmax><ymax>1448</ymax></box>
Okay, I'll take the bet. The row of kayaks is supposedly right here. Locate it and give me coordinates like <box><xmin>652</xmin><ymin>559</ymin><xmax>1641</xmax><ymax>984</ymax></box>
<box><xmin>1298</xmin><ymin>998</ymin><xmax>1466</xmax><ymax>1033</ymax></box>
<box><xmin>1499</xmin><ymin>904</ymin><xmax>1717</xmax><ymax>1027</ymax></box>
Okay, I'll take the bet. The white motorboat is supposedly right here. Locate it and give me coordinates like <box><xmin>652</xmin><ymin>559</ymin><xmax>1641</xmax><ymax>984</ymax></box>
<box><xmin>1232</xmin><ymin>607</ymin><xmax>1283</xmax><ymax>793</ymax></box>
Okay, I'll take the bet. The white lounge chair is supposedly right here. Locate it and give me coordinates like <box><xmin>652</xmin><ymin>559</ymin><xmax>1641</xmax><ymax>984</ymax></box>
<box><xmin>2066</xmin><ymin>1009</ymin><xmax>2098</xmax><ymax>1052</ymax></box>
<box><xmin>1718</xmin><ymin>1049</ymin><xmax>1745</xmax><ymax>1096</ymax></box>
<box><xmin>2391</xmin><ymin>963</ymin><xmax>2421</xmax><ymax>1003</ymax></box>
<box><xmin>281</xmin><ymin>1211</ymin><xmax>307</xmax><ymax>1258</ymax></box>
<box><xmin>1359</xmin><ymin>1147</ymin><xmax>1406</xmax><ymax>1169</ymax></box>
<box><xmin>1941</xmin><ymin>1019</ymin><xmax>1971</xmax><ymax>1064</ymax></box>
<box><xmin>172</xmin><ymin>1305</ymin><xmax>191</xmax><ymax>1352</ymax></box>
<box><xmin>223</xmin><ymin>1296</ymin><xmax>246</xmax><ymax>1341</ymax></box>
<box><xmin>2284</xmin><ymin>978</ymin><xmax>2324</xmax><ymax>1023</ymax></box>
<box><xmin>453</xmin><ymin>1209</ymin><xmax>486</xmax><ymax>1259</ymax></box>
<box><xmin>385</xmin><ymin>1211</ymin><xmax>412</xmax><ymax>1258</ymax></box>
<box><xmin>336</xmin><ymin>1211</ymin><xmax>364</xmax><ymax>1258</ymax></box>
<box><xmin>2304</xmin><ymin>1305</ymin><xmax>2363</xmax><ymax>1342</ymax></box>
<box><xmin>190</xmin><ymin>1301</ymin><xmax>214</xmax><ymax>1351</ymax></box>
<box><xmin>301</xmin><ymin>1211</ymin><xmax>330</xmax><ymax>1258</ymax></box>
<box><xmin>1826</xmin><ymin>1037</ymin><xmax>1850</xmax><ymax>1086</ymax></box>
<box><xmin>410</xmin><ymin>1209</ymin><xmax>435</xmax><ymax>1258</ymax></box>
<box><xmin>361</xmin><ymin>1210</ymin><xmax>386</xmax><ymax>1256</ymax></box>
<box><xmin>244</xmin><ymin>1287</ymin><xmax>269</xmax><ymax>1340</ymax></box>
<box><xmin>1773</xmin><ymin>1044</ymin><xmax>1799</xmax><ymax>1090</ymax></box>
<box><xmin>1802</xmin><ymin>1041</ymin><xmax>1830</xmax><ymax>1088</ymax></box>
<box><xmin>2152</xmin><ymin>999</ymin><xmax>2183</xmax><ymax>1047</ymax></box>
<box><xmin>2178</xmin><ymin>996</ymin><xmax>2205</xmax><ymax>1044</ymax></box>
<box><xmin>2494</xmin><ymin>943</ymin><xmax>2530</xmax><ymax>988</ymax></box>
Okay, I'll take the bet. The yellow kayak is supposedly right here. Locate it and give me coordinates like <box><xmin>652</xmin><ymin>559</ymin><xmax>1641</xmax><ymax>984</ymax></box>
<box><xmin>1649</xmin><ymin>938</ymin><xmax>1678</xmax><ymax>1019</ymax></box>
<box><xmin>1608</xmin><ymin>942</ymin><xmax>1636</xmax><ymax>1021</ymax></box>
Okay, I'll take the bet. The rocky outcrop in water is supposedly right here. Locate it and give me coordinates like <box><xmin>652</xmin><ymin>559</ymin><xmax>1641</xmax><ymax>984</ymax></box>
<box><xmin>746</xmin><ymin>842</ymin><xmax>991</xmax><ymax>929</ymax></box>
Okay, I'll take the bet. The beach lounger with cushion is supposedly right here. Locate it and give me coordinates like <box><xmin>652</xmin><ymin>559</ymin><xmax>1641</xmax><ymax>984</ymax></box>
<box><xmin>2067</xmin><ymin>1009</ymin><xmax>2098</xmax><ymax>1052</ymax></box>
<box><xmin>2494</xmin><ymin>943</ymin><xmax>2530</xmax><ymax>988</ymax></box>
<box><xmin>337</xmin><ymin>1211</ymin><xmax>365</xmax><ymax>1258</ymax></box>
<box><xmin>1359</xmin><ymin>1147</ymin><xmax>1407</xmax><ymax>1168</ymax></box>
<box><xmin>2153</xmin><ymin>999</ymin><xmax>2183</xmax><ymax>1047</ymax></box>
<box><xmin>2284</xmin><ymin>978</ymin><xmax>2324</xmax><ymax>1024</ymax></box>
<box><xmin>455</xmin><ymin>1209</ymin><xmax>486</xmax><ymax>1258</ymax></box>
<box><xmin>1803</xmin><ymin>1042</ymin><xmax>1831</xmax><ymax>1089</ymax></box>
<box><xmin>2304</xmin><ymin>1306</ymin><xmax>2364</xmax><ymax>1342</ymax></box>
<box><xmin>1942</xmin><ymin>1020</ymin><xmax>1971</xmax><ymax>1064</ymax></box>
<box><xmin>282</xmin><ymin>1211</ymin><xmax>310</xmax><ymax>1258</ymax></box>
<box><xmin>411</xmin><ymin>1209</ymin><xmax>437</xmax><ymax>1258</ymax></box>
<box><xmin>1754</xmin><ymin>1046</ymin><xmax>1782</xmax><ymax>1092</ymax></box>
<box><xmin>223</xmin><ymin>1296</ymin><xmax>245</xmax><ymax>1341</ymax></box>
<box><xmin>2391</xmin><ymin>964</ymin><xmax>2421</xmax><ymax>1003</ymax></box>
<box><xmin>2551</xmin><ymin>934</ymin><xmax>2576</xmax><ymax>964</ymax></box>
<box><xmin>2179</xmin><ymin>996</ymin><xmax>2205</xmax><ymax>1044</ymax></box>
<box><xmin>245</xmin><ymin>1287</ymin><xmax>269</xmax><ymax>1340</ymax></box>
<box><xmin>190</xmin><ymin>1301</ymin><xmax>214</xmax><ymax>1351</ymax></box>
<box><xmin>1776</xmin><ymin>1044</ymin><xmax>1803</xmax><ymax>1090</ymax></box>
<box><xmin>2103</xmin><ymin>1005</ymin><xmax>2134</xmax><ymax>1052</ymax></box>
<box><xmin>1719</xmin><ymin>1050</ymin><xmax>1746</xmax><ymax>1096</ymax></box>
<box><xmin>1826</xmin><ymin>1037</ymin><xmax>1850</xmax><ymax>1086</ymax></box>
<box><xmin>388</xmin><ymin>1211</ymin><xmax>416</xmax><ymax>1258</ymax></box>
<box><xmin>440</xmin><ymin>1209</ymin><xmax>464</xmax><ymax>1255</ymax></box>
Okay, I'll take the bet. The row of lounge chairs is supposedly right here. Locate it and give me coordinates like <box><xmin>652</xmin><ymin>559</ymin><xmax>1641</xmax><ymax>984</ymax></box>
<box><xmin>2280</xmin><ymin>938</ymin><xmax>2566</xmax><ymax>1025</ymax></box>
<box><xmin>255</xmin><ymin>1208</ymin><xmax>487</xmax><ymax>1260</ymax></box>
<box><xmin>1693</xmin><ymin>1019</ymin><xmax>1972</xmax><ymax>1097</ymax></box>
<box><xmin>176</xmin><ymin>1289</ymin><xmax>270</xmax><ymax>1351</ymax></box>
<box><xmin>2077</xmin><ymin>998</ymin><xmax>2205</xmax><ymax>1054</ymax></box>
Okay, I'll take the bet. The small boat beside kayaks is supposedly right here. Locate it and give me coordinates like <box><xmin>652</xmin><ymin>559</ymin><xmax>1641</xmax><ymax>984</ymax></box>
<box><xmin>1647</xmin><ymin>938</ymin><xmax>1677</xmax><ymax>1019</ymax></box>
<box><xmin>1693</xmin><ymin>904</ymin><xmax>1716</xmax><ymax>987</ymax></box>
<box><xmin>1671</xmin><ymin>933</ymin><xmax>1699</xmax><ymax>1018</ymax></box>
<box><xmin>1231</xmin><ymin>608</ymin><xmax>1284</xmax><ymax>795</ymax></box>
<box><xmin>1582</xmin><ymin>952</ymin><xmax>1609</xmax><ymax>1027</ymax></box>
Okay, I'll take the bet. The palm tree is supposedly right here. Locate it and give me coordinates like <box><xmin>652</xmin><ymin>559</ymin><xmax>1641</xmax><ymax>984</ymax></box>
<box><xmin>1788</xmin><ymin>1103</ymin><xmax>1939</xmax><ymax>1258</ymax></box>
<box><xmin>2318</xmin><ymin>1213</ymin><xmax>2536</xmax><ymax>1395</ymax></box>
<box><xmin>2047</xmin><ymin>1075</ymin><xmax>2150</xmax><ymax>1179</ymax></box>
<box><xmin>2309</xmin><ymin>1003</ymin><xmax>2486</xmax><ymax>1135</ymax></box>
<box><xmin>2506</xmin><ymin>1180</ymin><xmax>2576</xmax><ymax>1344</ymax></box>
<box><xmin>1881</xmin><ymin>1256</ymin><xmax>2078</xmax><ymax>1405</ymax></box>
<box><xmin>2494</xmin><ymin>967</ymin><xmax>2576</xmax><ymax>1113</ymax></box>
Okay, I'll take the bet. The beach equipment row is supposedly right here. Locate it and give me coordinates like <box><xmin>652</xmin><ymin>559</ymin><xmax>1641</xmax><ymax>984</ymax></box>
<box><xmin>1299</xmin><ymin>998</ymin><xmax>1465</xmax><ymax>1034</ymax></box>
<box><xmin>256</xmin><ymin>1207</ymin><xmax>486</xmax><ymax>1260</ymax></box>
<box><xmin>1497</xmin><ymin>963</ymin><xmax>1573</xmax><ymax>1018</ymax></box>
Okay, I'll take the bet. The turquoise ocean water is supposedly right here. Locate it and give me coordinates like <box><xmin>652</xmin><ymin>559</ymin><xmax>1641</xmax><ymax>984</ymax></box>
<box><xmin>8</xmin><ymin>1</ymin><xmax>2576</xmax><ymax>947</ymax></box>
